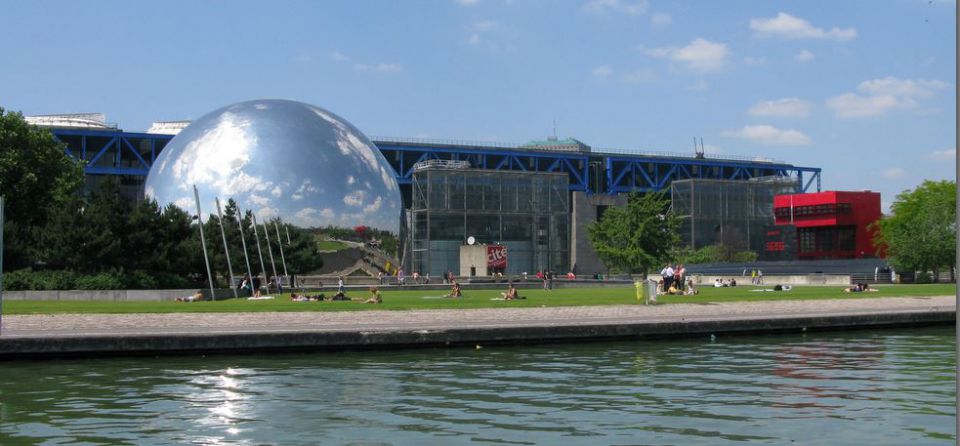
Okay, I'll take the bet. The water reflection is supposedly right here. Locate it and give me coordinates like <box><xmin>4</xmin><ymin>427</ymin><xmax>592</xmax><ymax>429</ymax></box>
<box><xmin>0</xmin><ymin>327</ymin><xmax>954</xmax><ymax>445</ymax></box>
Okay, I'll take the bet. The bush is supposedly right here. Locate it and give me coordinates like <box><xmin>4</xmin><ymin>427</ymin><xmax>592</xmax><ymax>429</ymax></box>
<box><xmin>124</xmin><ymin>270</ymin><xmax>159</xmax><ymax>289</ymax></box>
<box><xmin>74</xmin><ymin>272</ymin><xmax>124</xmax><ymax>290</ymax></box>
<box><xmin>3</xmin><ymin>269</ymin><xmax>78</xmax><ymax>290</ymax></box>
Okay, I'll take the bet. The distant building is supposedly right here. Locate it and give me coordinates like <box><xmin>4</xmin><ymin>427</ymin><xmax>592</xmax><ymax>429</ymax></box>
<box><xmin>771</xmin><ymin>191</ymin><xmax>882</xmax><ymax>260</ymax></box>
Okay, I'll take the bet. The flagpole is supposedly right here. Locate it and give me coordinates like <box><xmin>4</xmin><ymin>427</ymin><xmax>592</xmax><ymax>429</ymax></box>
<box><xmin>215</xmin><ymin>198</ymin><xmax>238</xmax><ymax>299</ymax></box>
<box><xmin>193</xmin><ymin>186</ymin><xmax>216</xmax><ymax>301</ymax></box>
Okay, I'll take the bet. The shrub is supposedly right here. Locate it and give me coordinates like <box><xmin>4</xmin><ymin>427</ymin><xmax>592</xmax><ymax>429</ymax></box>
<box><xmin>74</xmin><ymin>272</ymin><xmax>124</xmax><ymax>290</ymax></box>
<box><xmin>2</xmin><ymin>269</ymin><xmax>78</xmax><ymax>290</ymax></box>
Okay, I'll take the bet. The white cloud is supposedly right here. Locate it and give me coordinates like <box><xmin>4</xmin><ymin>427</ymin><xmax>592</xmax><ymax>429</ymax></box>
<box><xmin>826</xmin><ymin>94</ymin><xmax>899</xmax><ymax>118</ymax></box>
<box><xmin>795</xmin><ymin>49</ymin><xmax>814</xmax><ymax>63</ymax></box>
<box><xmin>645</xmin><ymin>38</ymin><xmax>729</xmax><ymax>73</ymax></box>
<box><xmin>623</xmin><ymin>68</ymin><xmax>656</xmax><ymax>83</ymax></box>
<box><xmin>583</xmin><ymin>0</ymin><xmax>648</xmax><ymax>15</ymax></box>
<box><xmin>467</xmin><ymin>20</ymin><xmax>515</xmax><ymax>52</ymax></box>
<box><xmin>651</xmin><ymin>12</ymin><xmax>671</xmax><ymax>26</ymax></box>
<box><xmin>330</xmin><ymin>50</ymin><xmax>350</xmax><ymax>62</ymax></box>
<box><xmin>857</xmin><ymin>77</ymin><xmax>949</xmax><ymax>98</ymax></box>
<box><xmin>271</xmin><ymin>185</ymin><xmax>282</xmax><ymax>198</ymax></box>
<box><xmin>364</xmin><ymin>196</ymin><xmax>384</xmax><ymax>214</ymax></box>
<box><xmin>702</xmin><ymin>144</ymin><xmax>723</xmax><ymax>154</ymax></box>
<box><xmin>343</xmin><ymin>190</ymin><xmax>366</xmax><ymax>207</ymax></box>
<box><xmin>881</xmin><ymin>167</ymin><xmax>905</xmax><ymax>179</ymax></box>
<box><xmin>748</xmin><ymin>98</ymin><xmax>812</xmax><ymax>118</ymax></box>
<box><xmin>249</xmin><ymin>194</ymin><xmax>270</xmax><ymax>207</ymax></box>
<box><xmin>826</xmin><ymin>77</ymin><xmax>950</xmax><ymax>118</ymax></box>
<box><xmin>750</xmin><ymin>12</ymin><xmax>857</xmax><ymax>41</ymax></box>
<box><xmin>355</xmin><ymin>63</ymin><xmax>403</xmax><ymax>73</ymax></box>
<box><xmin>743</xmin><ymin>56</ymin><xmax>765</xmax><ymax>65</ymax></box>
<box><xmin>592</xmin><ymin>65</ymin><xmax>613</xmax><ymax>79</ymax></box>
<box><xmin>456</xmin><ymin>0</ymin><xmax>479</xmax><ymax>5</ymax></box>
<box><xmin>925</xmin><ymin>149</ymin><xmax>956</xmax><ymax>160</ymax></box>
<box><xmin>720</xmin><ymin>125</ymin><xmax>812</xmax><ymax>146</ymax></box>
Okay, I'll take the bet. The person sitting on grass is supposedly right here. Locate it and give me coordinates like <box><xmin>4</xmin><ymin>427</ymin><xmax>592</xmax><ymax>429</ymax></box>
<box><xmin>667</xmin><ymin>282</ymin><xmax>680</xmax><ymax>295</ymax></box>
<box><xmin>446</xmin><ymin>281</ymin><xmax>462</xmax><ymax>298</ymax></box>
<box><xmin>501</xmin><ymin>282</ymin><xmax>524</xmax><ymax>300</ymax></box>
<box><xmin>684</xmin><ymin>279</ymin><xmax>699</xmax><ymax>295</ymax></box>
<box><xmin>363</xmin><ymin>286</ymin><xmax>383</xmax><ymax>304</ymax></box>
<box><xmin>176</xmin><ymin>291</ymin><xmax>204</xmax><ymax>302</ymax></box>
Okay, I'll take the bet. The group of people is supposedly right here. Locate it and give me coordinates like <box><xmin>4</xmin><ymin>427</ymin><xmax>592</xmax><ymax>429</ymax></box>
<box><xmin>713</xmin><ymin>278</ymin><xmax>738</xmax><ymax>287</ymax></box>
<box><xmin>536</xmin><ymin>270</ymin><xmax>556</xmax><ymax>290</ymax></box>
<box><xmin>656</xmin><ymin>278</ymin><xmax>698</xmax><ymax>295</ymax></box>
<box><xmin>290</xmin><ymin>286</ymin><xmax>383</xmax><ymax>303</ymax></box>
<box><xmin>238</xmin><ymin>274</ymin><xmax>286</xmax><ymax>297</ymax></box>
<box><xmin>659</xmin><ymin>263</ymin><xmax>689</xmax><ymax>293</ymax></box>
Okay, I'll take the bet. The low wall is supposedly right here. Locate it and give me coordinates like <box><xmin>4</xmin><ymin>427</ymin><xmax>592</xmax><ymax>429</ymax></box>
<box><xmin>688</xmin><ymin>274</ymin><xmax>851</xmax><ymax>286</ymax></box>
<box><xmin>3</xmin><ymin>289</ymin><xmax>237</xmax><ymax>302</ymax></box>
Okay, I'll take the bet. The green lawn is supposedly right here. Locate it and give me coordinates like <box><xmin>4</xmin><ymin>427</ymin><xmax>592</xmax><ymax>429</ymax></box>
<box><xmin>315</xmin><ymin>239</ymin><xmax>350</xmax><ymax>251</ymax></box>
<box><xmin>2</xmin><ymin>284</ymin><xmax>954</xmax><ymax>315</ymax></box>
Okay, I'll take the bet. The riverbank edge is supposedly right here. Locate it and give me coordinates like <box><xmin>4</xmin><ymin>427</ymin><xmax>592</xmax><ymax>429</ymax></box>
<box><xmin>0</xmin><ymin>308</ymin><xmax>953</xmax><ymax>359</ymax></box>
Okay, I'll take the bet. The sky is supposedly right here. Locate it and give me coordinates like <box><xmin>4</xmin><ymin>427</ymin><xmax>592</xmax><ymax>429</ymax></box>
<box><xmin>0</xmin><ymin>0</ymin><xmax>955</xmax><ymax>211</ymax></box>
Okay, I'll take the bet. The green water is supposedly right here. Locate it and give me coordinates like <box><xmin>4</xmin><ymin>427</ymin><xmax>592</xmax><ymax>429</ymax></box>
<box><xmin>0</xmin><ymin>327</ymin><xmax>955</xmax><ymax>445</ymax></box>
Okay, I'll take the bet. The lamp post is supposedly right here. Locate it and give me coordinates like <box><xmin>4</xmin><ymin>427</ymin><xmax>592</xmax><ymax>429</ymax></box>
<box><xmin>215</xmin><ymin>198</ymin><xmax>238</xmax><ymax>299</ymax></box>
<box><xmin>193</xmin><ymin>186</ymin><xmax>216</xmax><ymax>301</ymax></box>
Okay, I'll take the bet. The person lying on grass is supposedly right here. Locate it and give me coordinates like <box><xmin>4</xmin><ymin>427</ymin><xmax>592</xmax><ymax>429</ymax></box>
<box><xmin>176</xmin><ymin>292</ymin><xmax>204</xmax><ymax>302</ymax></box>
<box><xmin>844</xmin><ymin>282</ymin><xmax>879</xmax><ymax>293</ymax></box>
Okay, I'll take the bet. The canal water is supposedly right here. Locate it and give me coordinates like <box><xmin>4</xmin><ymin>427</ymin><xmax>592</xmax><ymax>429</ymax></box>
<box><xmin>0</xmin><ymin>326</ymin><xmax>954</xmax><ymax>445</ymax></box>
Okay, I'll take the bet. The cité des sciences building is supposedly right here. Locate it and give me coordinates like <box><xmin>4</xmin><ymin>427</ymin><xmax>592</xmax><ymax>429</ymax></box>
<box><xmin>26</xmin><ymin>112</ymin><xmax>822</xmax><ymax>277</ymax></box>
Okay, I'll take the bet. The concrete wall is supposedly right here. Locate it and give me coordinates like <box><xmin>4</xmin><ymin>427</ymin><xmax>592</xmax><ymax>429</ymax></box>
<box><xmin>2</xmin><ymin>289</ymin><xmax>224</xmax><ymax>301</ymax></box>
<box><xmin>459</xmin><ymin>245</ymin><xmax>488</xmax><ymax>277</ymax></box>
<box><xmin>688</xmin><ymin>274</ymin><xmax>851</xmax><ymax>286</ymax></box>
<box><xmin>570</xmin><ymin>191</ymin><xmax>627</xmax><ymax>276</ymax></box>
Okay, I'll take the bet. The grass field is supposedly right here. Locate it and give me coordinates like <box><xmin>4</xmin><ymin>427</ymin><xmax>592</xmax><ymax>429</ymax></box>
<box><xmin>315</xmin><ymin>239</ymin><xmax>351</xmax><ymax>251</ymax></box>
<box><xmin>2</xmin><ymin>284</ymin><xmax>954</xmax><ymax>315</ymax></box>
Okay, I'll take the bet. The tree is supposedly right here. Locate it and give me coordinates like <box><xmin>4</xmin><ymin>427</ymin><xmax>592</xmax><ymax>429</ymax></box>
<box><xmin>872</xmin><ymin>180</ymin><xmax>956</xmax><ymax>282</ymax></box>
<box><xmin>0</xmin><ymin>107</ymin><xmax>85</xmax><ymax>270</ymax></box>
<box><xmin>587</xmin><ymin>192</ymin><xmax>680</xmax><ymax>275</ymax></box>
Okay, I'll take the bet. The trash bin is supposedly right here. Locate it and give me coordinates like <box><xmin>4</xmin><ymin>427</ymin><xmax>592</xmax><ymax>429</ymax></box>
<box><xmin>646</xmin><ymin>279</ymin><xmax>658</xmax><ymax>304</ymax></box>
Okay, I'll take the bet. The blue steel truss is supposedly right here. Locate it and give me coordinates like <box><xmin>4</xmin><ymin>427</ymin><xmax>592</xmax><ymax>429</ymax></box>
<box><xmin>52</xmin><ymin>129</ymin><xmax>174</xmax><ymax>176</ymax></box>
<box><xmin>605</xmin><ymin>156</ymin><xmax>821</xmax><ymax>194</ymax></box>
<box><xmin>50</xmin><ymin>129</ymin><xmax>821</xmax><ymax>195</ymax></box>
<box><xmin>372</xmin><ymin>141</ymin><xmax>590</xmax><ymax>192</ymax></box>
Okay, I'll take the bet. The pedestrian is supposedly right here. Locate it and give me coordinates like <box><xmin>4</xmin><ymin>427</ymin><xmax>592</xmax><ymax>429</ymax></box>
<box><xmin>660</xmin><ymin>263</ymin><xmax>674</xmax><ymax>291</ymax></box>
<box><xmin>757</xmin><ymin>269</ymin><xmax>763</xmax><ymax>285</ymax></box>
<box><xmin>338</xmin><ymin>275</ymin><xmax>345</xmax><ymax>294</ymax></box>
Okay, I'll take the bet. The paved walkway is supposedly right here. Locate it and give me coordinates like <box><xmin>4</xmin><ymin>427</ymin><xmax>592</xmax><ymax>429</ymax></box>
<box><xmin>2</xmin><ymin>296</ymin><xmax>953</xmax><ymax>338</ymax></box>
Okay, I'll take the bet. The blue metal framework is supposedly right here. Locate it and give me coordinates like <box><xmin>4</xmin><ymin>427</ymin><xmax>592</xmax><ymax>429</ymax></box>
<box><xmin>52</xmin><ymin>129</ymin><xmax>174</xmax><ymax>176</ymax></box>
<box><xmin>50</xmin><ymin>128</ymin><xmax>821</xmax><ymax>195</ymax></box>
<box><xmin>604</xmin><ymin>156</ymin><xmax>821</xmax><ymax>195</ymax></box>
<box><xmin>373</xmin><ymin>141</ymin><xmax>590</xmax><ymax>192</ymax></box>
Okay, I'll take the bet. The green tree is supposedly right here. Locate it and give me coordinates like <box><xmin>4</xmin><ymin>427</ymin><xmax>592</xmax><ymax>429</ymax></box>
<box><xmin>0</xmin><ymin>107</ymin><xmax>85</xmax><ymax>270</ymax></box>
<box><xmin>872</xmin><ymin>180</ymin><xmax>956</xmax><ymax>282</ymax></box>
<box><xmin>587</xmin><ymin>192</ymin><xmax>680</xmax><ymax>275</ymax></box>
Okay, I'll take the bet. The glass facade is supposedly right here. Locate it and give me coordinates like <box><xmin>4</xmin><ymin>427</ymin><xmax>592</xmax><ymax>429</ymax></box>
<box><xmin>410</xmin><ymin>167</ymin><xmax>569</xmax><ymax>276</ymax></box>
<box><xmin>671</xmin><ymin>177</ymin><xmax>798</xmax><ymax>252</ymax></box>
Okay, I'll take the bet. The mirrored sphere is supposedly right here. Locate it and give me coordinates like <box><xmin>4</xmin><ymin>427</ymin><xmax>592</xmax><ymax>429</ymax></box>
<box><xmin>144</xmin><ymin>99</ymin><xmax>401</xmax><ymax>234</ymax></box>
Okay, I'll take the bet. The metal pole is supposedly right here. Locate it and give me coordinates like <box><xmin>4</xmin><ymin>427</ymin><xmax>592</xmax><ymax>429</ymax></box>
<box><xmin>194</xmin><ymin>186</ymin><xmax>216</xmax><ymax>301</ymax></box>
<box><xmin>261</xmin><ymin>217</ymin><xmax>279</xmax><ymax>282</ymax></box>
<box><xmin>251</xmin><ymin>214</ymin><xmax>267</xmax><ymax>282</ymax></box>
<box><xmin>285</xmin><ymin>225</ymin><xmax>291</xmax><ymax>245</ymax></box>
<box><xmin>0</xmin><ymin>195</ymin><xmax>5</xmax><ymax>334</ymax></box>
<box><xmin>234</xmin><ymin>205</ymin><xmax>254</xmax><ymax>295</ymax></box>
<box><xmin>215</xmin><ymin>198</ymin><xmax>238</xmax><ymax>299</ymax></box>
<box><xmin>274</xmin><ymin>220</ymin><xmax>289</xmax><ymax>284</ymax></box>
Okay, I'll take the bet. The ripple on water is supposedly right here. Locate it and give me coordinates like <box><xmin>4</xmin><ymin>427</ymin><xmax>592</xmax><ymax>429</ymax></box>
<box><xmin>0</xmin><ymin>327</ymin><xmax>954</xmax><ymax>445</ymax></box>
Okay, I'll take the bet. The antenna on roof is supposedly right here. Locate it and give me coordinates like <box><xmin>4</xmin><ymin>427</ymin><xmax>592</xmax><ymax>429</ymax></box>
<box><xmin>695</xmin><ymin>137</ymin><xmax>705</xmax><ymax>159</ymax></box>
<box><xmin>549</xmin><ymin>119</ymin><xmax>558</xmax><ymax>141</ymax></box>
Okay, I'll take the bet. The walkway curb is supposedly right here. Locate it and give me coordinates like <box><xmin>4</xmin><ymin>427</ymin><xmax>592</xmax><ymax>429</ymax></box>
<box><xmin>0</xmin><ymin>307</ymin><xmax>952</xmax><ymax>359</ymax></box>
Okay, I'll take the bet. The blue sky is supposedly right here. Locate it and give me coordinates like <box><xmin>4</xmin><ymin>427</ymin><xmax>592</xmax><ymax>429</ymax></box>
<box><xmin>1</xmin><ymin>0</ymin><xmax>955</xmax><ymax>211</ymax></box>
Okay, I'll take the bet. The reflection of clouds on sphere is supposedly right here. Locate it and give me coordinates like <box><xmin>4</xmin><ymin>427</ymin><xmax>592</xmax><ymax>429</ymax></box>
<box><xmin>144</xmin><ymin>99</ymin><xmax>401</xmax><ymax>234</ymax></box>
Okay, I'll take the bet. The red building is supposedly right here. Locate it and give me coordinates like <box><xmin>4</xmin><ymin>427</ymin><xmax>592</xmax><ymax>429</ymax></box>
<box><xmin>772</xmin><ymin>191</ymin><xmax>882</xmax><ymax>260</ymax></box>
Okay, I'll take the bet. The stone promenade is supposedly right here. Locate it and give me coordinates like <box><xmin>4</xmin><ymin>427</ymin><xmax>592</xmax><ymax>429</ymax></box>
<box><xmin>0</xmin><ymin>296</ymin><xmax>954</xmax><ymax>358</ymax></box>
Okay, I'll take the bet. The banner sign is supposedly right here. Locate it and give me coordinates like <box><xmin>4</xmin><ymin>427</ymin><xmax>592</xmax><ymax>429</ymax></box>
<box><xmin>487</xmin><ymin>245</ymin><xmax>507</xmax><ymax>269</ymax></box>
